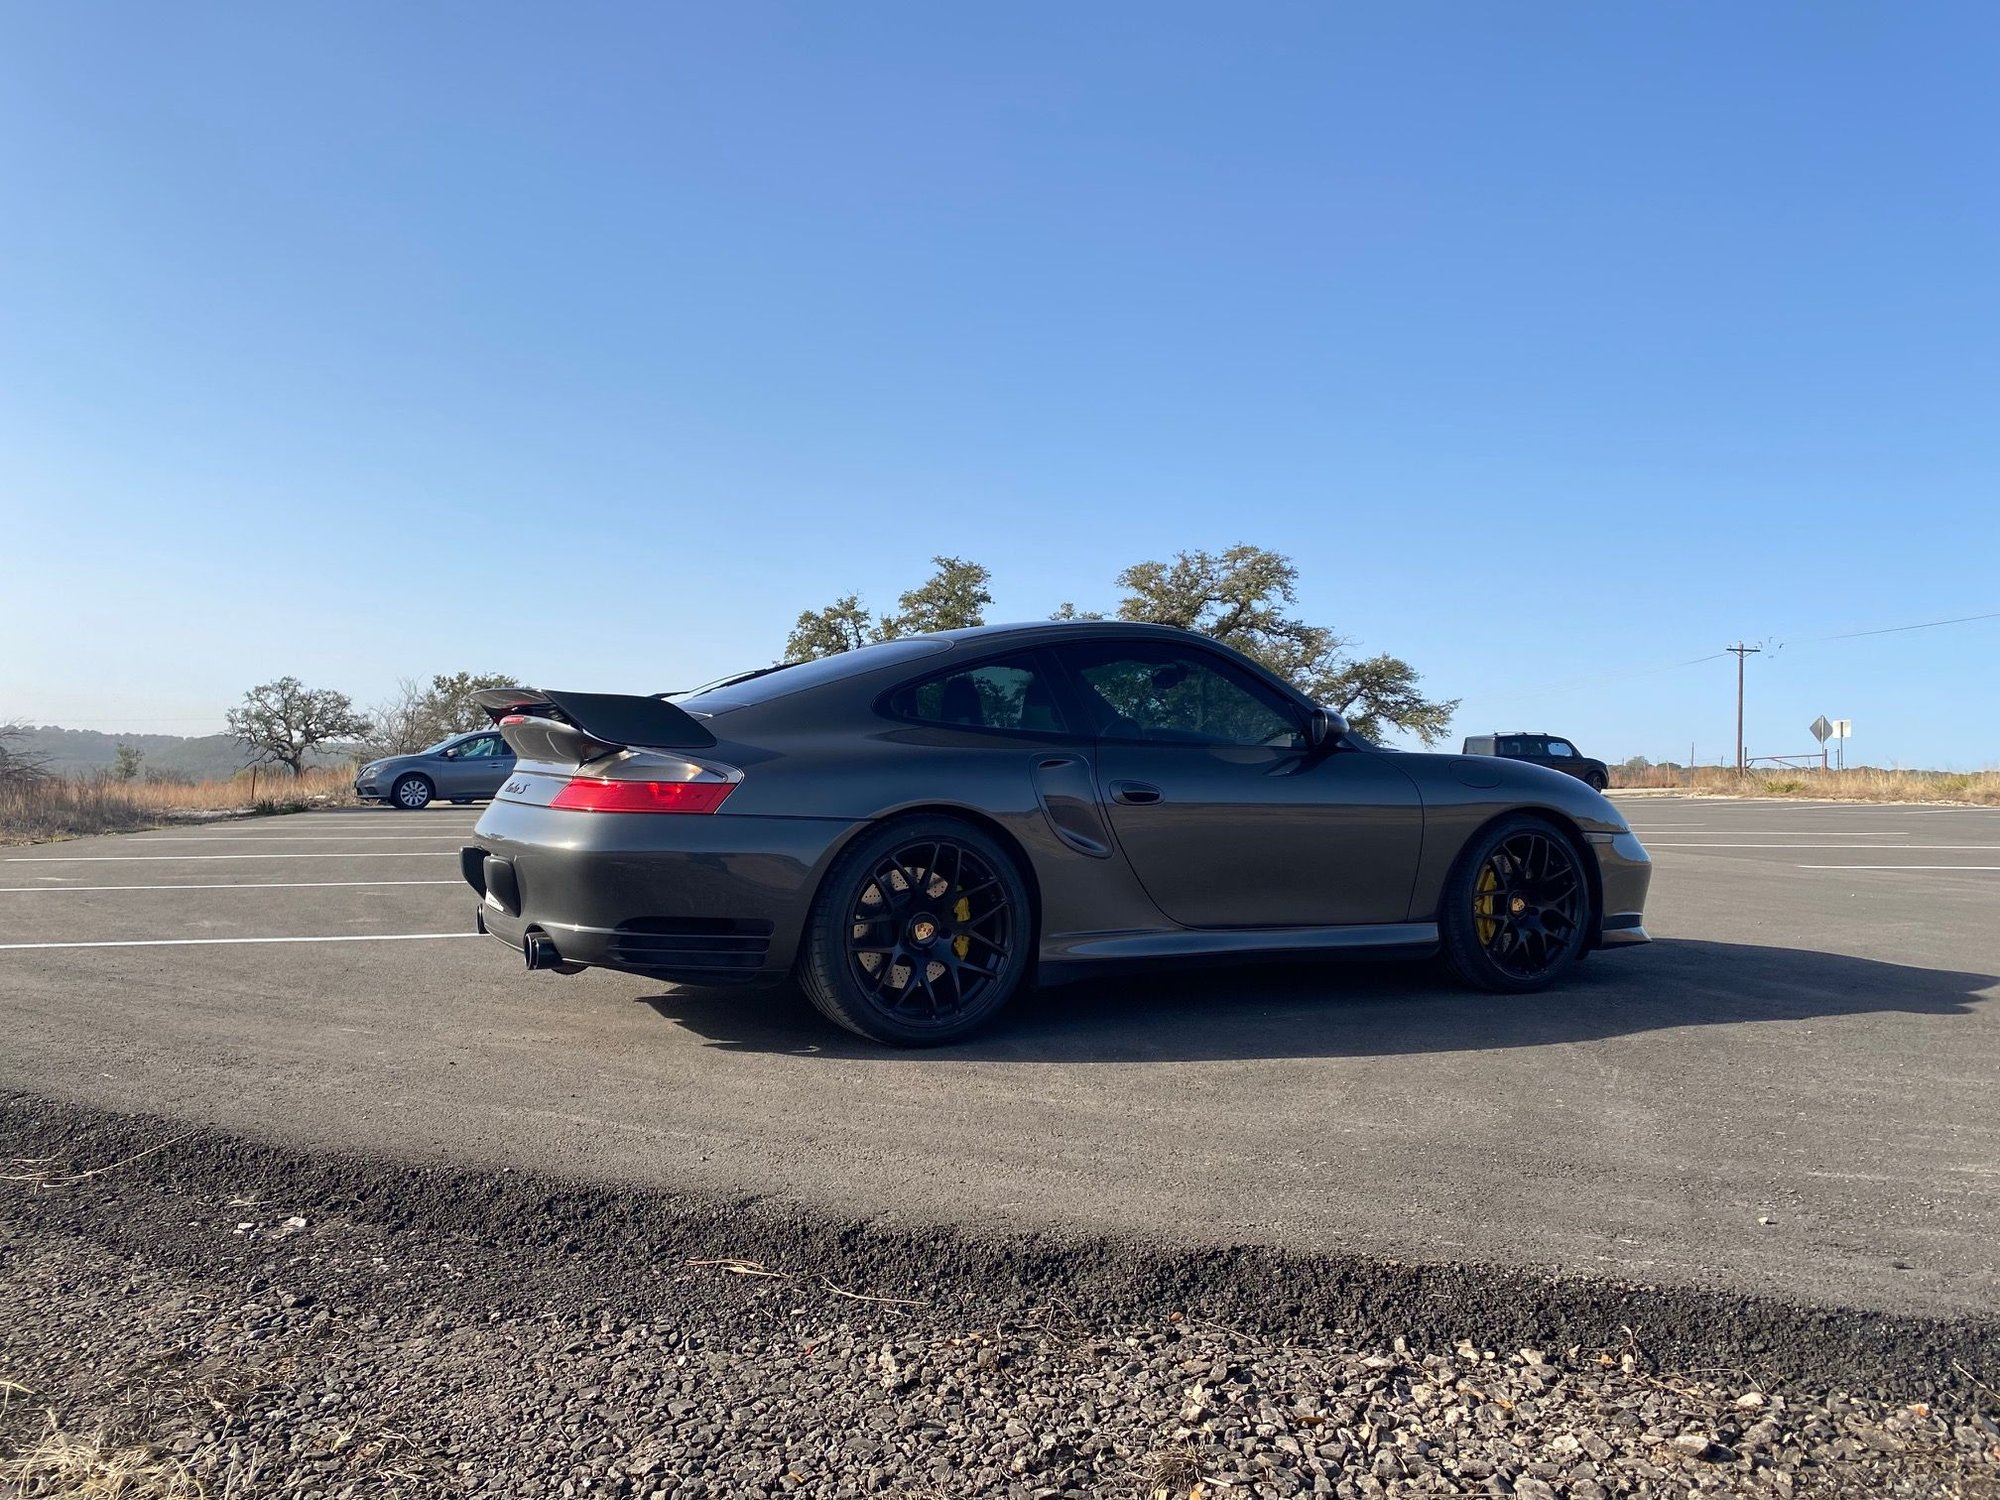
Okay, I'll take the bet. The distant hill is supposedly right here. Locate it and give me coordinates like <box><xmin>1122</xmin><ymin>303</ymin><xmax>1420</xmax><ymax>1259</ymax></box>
<box><xmin>2</xmin><ymin>725</ymin><xmax>354</xmax><ymax>781</ymax></box>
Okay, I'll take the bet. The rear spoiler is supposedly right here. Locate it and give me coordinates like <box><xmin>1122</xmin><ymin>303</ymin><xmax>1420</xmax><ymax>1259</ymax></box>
<box><xmin>475</xmin><ymin>687</ymin><xmax>717</xmax><ymax>765</ymax></box>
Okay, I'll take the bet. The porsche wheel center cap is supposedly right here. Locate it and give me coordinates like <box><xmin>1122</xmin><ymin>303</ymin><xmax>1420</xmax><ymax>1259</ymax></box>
<box><xmin>909</xmin><ymin>916</ymin><xmax>941</xmax><ymax>946</ymax></box>
<box><xmin>1509</xmin><ymin>896</ymin><xmax>1528</xmax><ymax>915</ymax></box>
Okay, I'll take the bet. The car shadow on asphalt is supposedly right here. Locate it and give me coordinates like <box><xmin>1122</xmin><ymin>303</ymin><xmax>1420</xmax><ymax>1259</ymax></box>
<box><xmin>634</xmin><ymin>938</ymin><xmax>1997</xmax><ymax>1062</ymax></box>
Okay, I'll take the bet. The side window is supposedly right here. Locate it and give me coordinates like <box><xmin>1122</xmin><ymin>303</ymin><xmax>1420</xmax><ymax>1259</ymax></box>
<box><xmin>1060</xmin><ymin>644</ymin><xmax>1302</xmax><ymax>748</ymax></box>
<box><xmin>1499</xmin><ymin>738</ymin><xmax>1528</xmax><ymax>756</ymax></box>
<box><xmin>460</xmin><ymin>735</ymin><xmax>504</xmax><ymax>759</ymax></box>
<box><xmin>1545</xmin><ymin>740</ymin><xmax>1577</xmax><ymax>759</ymax></box>
<box><xmin>885</xmin><ymin>654</ymin><xmax>1066</xmax><ymax>733</ymax></box>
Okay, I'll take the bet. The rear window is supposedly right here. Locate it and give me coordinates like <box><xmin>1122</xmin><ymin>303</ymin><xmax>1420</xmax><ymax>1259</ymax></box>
<box><xmin>884</xmin><ymin>654</ymin><xmax>1067</xmax><ymax>733</ymax></box>
<box><xmin>683</xmin><ymin>638</ymin><xmax>952</xmax><ymax>711</ymax></box>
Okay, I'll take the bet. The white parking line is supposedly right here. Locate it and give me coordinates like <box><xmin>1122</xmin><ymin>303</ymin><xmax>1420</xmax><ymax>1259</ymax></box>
<box><xmin>124</xmin><ymin>836</ymin><xmax>469</xmax><ymax>842</ymax></box>
<box><xmin>0</xmin><ymin>932</ymin><xmax>484</xmax><ymax>951</ymax></box>
<box><xmin>4</xmin><ymin>852</ymin><xmax>461</xmax><ymax>863</ymax></box>
<box><xmin>1797</xmin><ymin>865</ymin><xmax>2000</xmax><ymax>872</ymax></box>
<box><xmin>1629</xmin><ymin>830</ymin><xmax>1902</xmax><ymax>836</ymax></box>
<box><xmin>0</xmin><ymin>880</ymin><xmax>465</xmax><ymax>893</ymax></box>
<box><xmin>1646</xmin><ymin>843</ymin><xmax>2000</xmax><ymax>850</ymax></box>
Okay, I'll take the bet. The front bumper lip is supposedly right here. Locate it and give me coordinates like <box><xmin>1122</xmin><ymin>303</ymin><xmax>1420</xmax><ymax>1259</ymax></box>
<box><xmin>1588</xmin><ymin>830</ymin><xmax>1652</xmax><ymax>950</ymax></box>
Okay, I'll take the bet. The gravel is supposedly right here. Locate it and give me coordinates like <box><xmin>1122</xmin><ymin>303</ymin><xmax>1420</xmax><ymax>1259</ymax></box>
<box><xmin>4</xmin><ymin>1093</ymin><xmax>1998</xmax><ymax>1498</ymax></box>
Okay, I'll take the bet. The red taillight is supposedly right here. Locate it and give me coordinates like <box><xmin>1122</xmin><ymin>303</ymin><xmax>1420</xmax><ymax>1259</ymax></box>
<box><xmin>549</xmin><ymin>777</ymin><xmax>735</xmax><ymax>814</ymax></box>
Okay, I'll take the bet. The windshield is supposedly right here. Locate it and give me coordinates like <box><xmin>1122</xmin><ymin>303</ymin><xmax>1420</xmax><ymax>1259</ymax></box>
<box><xmin>682</xmin><ymin>638</ymin><xmax>953</xmax><ymax>711</ymax></box>
<box><xmin>420</xmin><ymin>734</ymin><xmax>464</xmax><ymax>754</ymax></box>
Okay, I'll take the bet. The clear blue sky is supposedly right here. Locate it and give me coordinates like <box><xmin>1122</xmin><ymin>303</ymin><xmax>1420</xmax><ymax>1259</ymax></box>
<box><xmin>3</xmin><ymin>4</ymin><xmax>1995</xmax><ymax>767</ymax></box>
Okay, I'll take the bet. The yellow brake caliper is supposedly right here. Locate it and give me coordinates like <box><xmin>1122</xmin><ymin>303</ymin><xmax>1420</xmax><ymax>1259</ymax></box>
<box><xmin>953</xmin><ymin>896</ymin><xmax>971</xmax><ymax>958</ymax></box>
<box><xmin>1475</xmin><ymin>865</ymin><xmax>1498</xmax><ymax>945</ymax></box>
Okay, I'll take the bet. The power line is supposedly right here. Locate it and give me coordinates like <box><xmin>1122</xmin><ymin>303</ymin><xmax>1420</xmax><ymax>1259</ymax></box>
<box><xmin>1811</xmin><ymin>609</ymin><xmax>2000</xmax><ymax>642</ymax></box>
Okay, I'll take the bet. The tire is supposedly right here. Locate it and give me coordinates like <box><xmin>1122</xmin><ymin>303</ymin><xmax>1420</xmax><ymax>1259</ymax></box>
<box><xmin>391</xmin><ymin>774</ymin><xmax>434</xmax><ymax>811</ymax></box>
<box><xmin>1584</xmin><ymin>768</ymin><xmax>1608</xmax><ymax>791</ymax></box>
<box><xmin>796</xmin><ymin>815</ymin><xmax>1033</xmax><ymax>1046</ymax></box>
<box><xmin>1440</xmin><ymin>815</ymin><xmax>1590</xmax><ymax>993</ymax></box>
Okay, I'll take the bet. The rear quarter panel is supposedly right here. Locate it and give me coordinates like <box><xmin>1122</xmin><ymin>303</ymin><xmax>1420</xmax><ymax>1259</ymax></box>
<box><xmin>707</xmin><ymin>721</ymin><xmax>1175</xmax><ymax>947</ymax></box>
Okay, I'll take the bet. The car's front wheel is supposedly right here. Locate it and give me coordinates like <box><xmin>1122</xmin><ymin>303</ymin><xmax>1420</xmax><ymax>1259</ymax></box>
<box><xmin>391</xmin><ymin>774</ymin><xmax>434</xmax><ymax>811</ymax></box>
<box><xmin>797</xmin><ymin>816</ymin><xmax>1032</xmax><ymax>1046</ymax></box>
<box><xmin>1583</xmin><ymin>768</ymin><xmax>1608</xmax><ymax>791</ymax></box>
<box><xmin>1440</xmin><ymin>815</ymin><xmax>1589</xmax><ymax>992</ymax></box>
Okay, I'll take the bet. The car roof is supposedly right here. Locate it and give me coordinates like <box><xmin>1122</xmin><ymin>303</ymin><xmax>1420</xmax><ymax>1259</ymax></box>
<box><xmin>929</xmin><ymin>620</ymin><xmax>1203</xmax><ymax>648</ymax></box>
<box><xmin>683</xmin><ymin>620</ymin><xmax>1299</xmax><ymax>719</ymax></box>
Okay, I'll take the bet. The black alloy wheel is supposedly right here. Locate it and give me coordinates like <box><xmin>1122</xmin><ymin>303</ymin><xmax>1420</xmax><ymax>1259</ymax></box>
<box><xmin>1441</xmin><ymin>816</ymin><xmax>1589</xmax><ymax>992</ymax></box>
<box><xmin>1584</xmin><ymin>768</ymin><xmax>1608</xmax><ymax>791</ymax></box>
<box><xmin>798</xmin><ymin>816</ymin><xmax>1031</xmax><ymax>1045</ymax></box>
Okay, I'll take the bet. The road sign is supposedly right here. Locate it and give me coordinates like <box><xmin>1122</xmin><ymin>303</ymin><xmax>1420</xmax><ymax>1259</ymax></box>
<box><xmin>1809</xmin><ymin>715</ymin><xmax>1832</xmax><ymax>743</ymax></box>
<box><xmin>1831</xmin><ymin>719</ymin><xmax>1852</xmax><ymax>739</ymax></box>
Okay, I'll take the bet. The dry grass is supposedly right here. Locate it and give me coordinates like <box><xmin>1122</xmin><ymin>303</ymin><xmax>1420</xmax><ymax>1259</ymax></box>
<box><xmin>1610</xmin><ymin>764</ymin><xmax>2000</xmax><ymax>805</ymax></box>
<box><xmin>0</xmin><ymin>1414</ymin><xmax>262</xmax><ymax>1499</ymax></box>
<box><xmin>0</xmin><ymin>767</ymin><xmax>356</xmax><ymax>844</ymax></box>
<box><xmin>1</xmin><ymin>1417</ymin><xmax>208</xmax><ymax>1499</ymax></box>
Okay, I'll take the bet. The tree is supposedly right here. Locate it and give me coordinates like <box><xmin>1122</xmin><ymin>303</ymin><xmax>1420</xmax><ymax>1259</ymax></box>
<box><xmin>1112</xmin><ymin>544</ymin><xmax>1458</xmax><ymax>744</ymax></box>
<box><xmin>783</xmin><ymin>594</ymin><xmax>874</xmax><ymax>662</ymax></box>
<box><xmin>1312</xmin><ymin>654</ymin><xmax>1457</xmax><ymax>746</ymax></box>
<box><xmin>1048</xmin><ymin>601</ymin><xmax>1105</xmax><ymax>622</ymax></box>
<box><xmin>881</xmin><ymin>556</ymin><xmax>992</xmax><ymax>638</ymax></box>
<box><xmin>226</xmin><ymin>678</ymin><xmax>372</xmax><ymax>774</ymax></box>
<box><xmin>113</xmin><ymin>743</ymin><xmax>144</xmax><ymax>781</ymax></box>
<box><xmin>371</xmin><ymin>671</ymin><xmax>520</xmax><ymax>755</ymax></box>
<box><xmin>0</xmin><ymin>724</ymin><xmax>50</xmax><ymax>791</ymax></box>
<box><xmin>783</xmin><ymin>557</ymin><xmax>992</xmax><ymax>661</ymax></box>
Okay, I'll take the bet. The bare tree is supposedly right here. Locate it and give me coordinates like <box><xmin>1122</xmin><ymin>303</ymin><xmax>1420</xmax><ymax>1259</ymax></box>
<box><xmin>226</xmin><ymin>678</ymin><xmax>372</xmax><ymax>775</ymax></box>
<box><xmin>0</xmin><ymin>724</ymin><xmax>51</xmax><ymax>791</ymax></box>
<box><xmin>369</xmin><ymin>672</ymin><xmax>518</xmax><ymax>755</ymax></box>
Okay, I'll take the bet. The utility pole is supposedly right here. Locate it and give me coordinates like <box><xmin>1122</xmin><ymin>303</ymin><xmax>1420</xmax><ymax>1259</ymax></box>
<box><xmin>1726</xmin><ymin>643</ymin><xmax>1761</xmax><ymax>772</ymax></box>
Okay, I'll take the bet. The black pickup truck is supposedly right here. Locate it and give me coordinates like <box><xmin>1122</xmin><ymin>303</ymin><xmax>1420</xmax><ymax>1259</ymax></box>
<box><xmin>1462</xmin><ymin>732</ymin><xmax>1610</xmax><ymax>791</ymax></box>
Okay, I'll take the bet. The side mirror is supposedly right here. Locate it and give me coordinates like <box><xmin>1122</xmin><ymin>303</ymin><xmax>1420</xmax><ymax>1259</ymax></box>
<box><xmin>1308</xmin><ymin>706</ymin><xmax>1348</xmax><ymax>748</ymax></box>
<box><xmin>440</xmin><ymin>747</ymin><xmax>460</xmax><ymax>760</ymax></box>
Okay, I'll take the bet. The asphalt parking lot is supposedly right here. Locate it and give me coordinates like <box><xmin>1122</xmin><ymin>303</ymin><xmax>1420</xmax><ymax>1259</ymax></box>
<box><xmin>2</xmin><ymin>794</ymin><xmax>1995</xmax><ymax>1321</ymax></box>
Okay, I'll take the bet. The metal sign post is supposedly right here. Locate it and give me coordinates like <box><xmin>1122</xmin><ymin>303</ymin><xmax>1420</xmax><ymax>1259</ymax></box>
<box><xmin>1809</xmin><ymin>716</ymin><xmax>1832</xmax><ymax>771</ymax></box>
<box><xmin>1830</xmin><ymin>719</ymin><xmax>1852</xmax><ymax>771</ymax></box>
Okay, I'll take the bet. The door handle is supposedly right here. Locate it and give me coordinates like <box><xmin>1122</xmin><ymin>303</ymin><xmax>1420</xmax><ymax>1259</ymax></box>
<box><xmin>1109</xmin><ymin>780</ymin><xmax>1163</xmax><ymax>805</ymax></box>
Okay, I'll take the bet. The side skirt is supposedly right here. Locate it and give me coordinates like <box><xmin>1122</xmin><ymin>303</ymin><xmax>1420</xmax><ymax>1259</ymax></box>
<box><xmin>1037</xmin><ymin>921</ymin><xmax>1441</xmax><ymax>983</ymax></box>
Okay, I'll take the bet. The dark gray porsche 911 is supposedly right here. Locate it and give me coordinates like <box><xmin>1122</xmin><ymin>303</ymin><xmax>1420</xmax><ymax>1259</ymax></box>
<box><xmin>461</xmin><ymin>621</ymin><xmax>1650</xmax><ymax>1045</ymax></box>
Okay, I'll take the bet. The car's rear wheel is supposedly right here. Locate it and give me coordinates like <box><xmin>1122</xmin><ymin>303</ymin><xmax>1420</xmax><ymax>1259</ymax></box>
<box><xmin>391</xmin><ymin>774</ymin><xmax>434</xmax><ymax>810</ymax></box>
<box><xmin>1440</xmin><ymin>816</ymin><xmax>1589</xmax><ymax>992</ymax></box>
<box><xmin>797</xmin><ymin>816</ymin><xmax>1031</xmax><ymax>1046</ymax></box>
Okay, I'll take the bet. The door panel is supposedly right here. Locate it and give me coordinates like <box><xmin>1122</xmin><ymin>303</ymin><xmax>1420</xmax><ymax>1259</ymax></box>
<box><xmin>426</xmin><ymin>753</ymin><xmax>465</xmax><ymax>798</ymax></box>
<box><xmin>1029</xmin><ymin>753</ymin><xmax>1114</xmax><ymax>858</ymax></box>
<box><xmin>1092</xmin><ymin>743</ymin><xmax>1425</xmax><ymax>927</ymax></box>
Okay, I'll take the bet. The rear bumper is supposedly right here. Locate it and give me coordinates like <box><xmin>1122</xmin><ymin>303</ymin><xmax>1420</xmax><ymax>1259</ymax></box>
<box><xmin>462</xmin><ymin>801</ymin><xmax>862</xmax><ymax>984</ymax></box>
